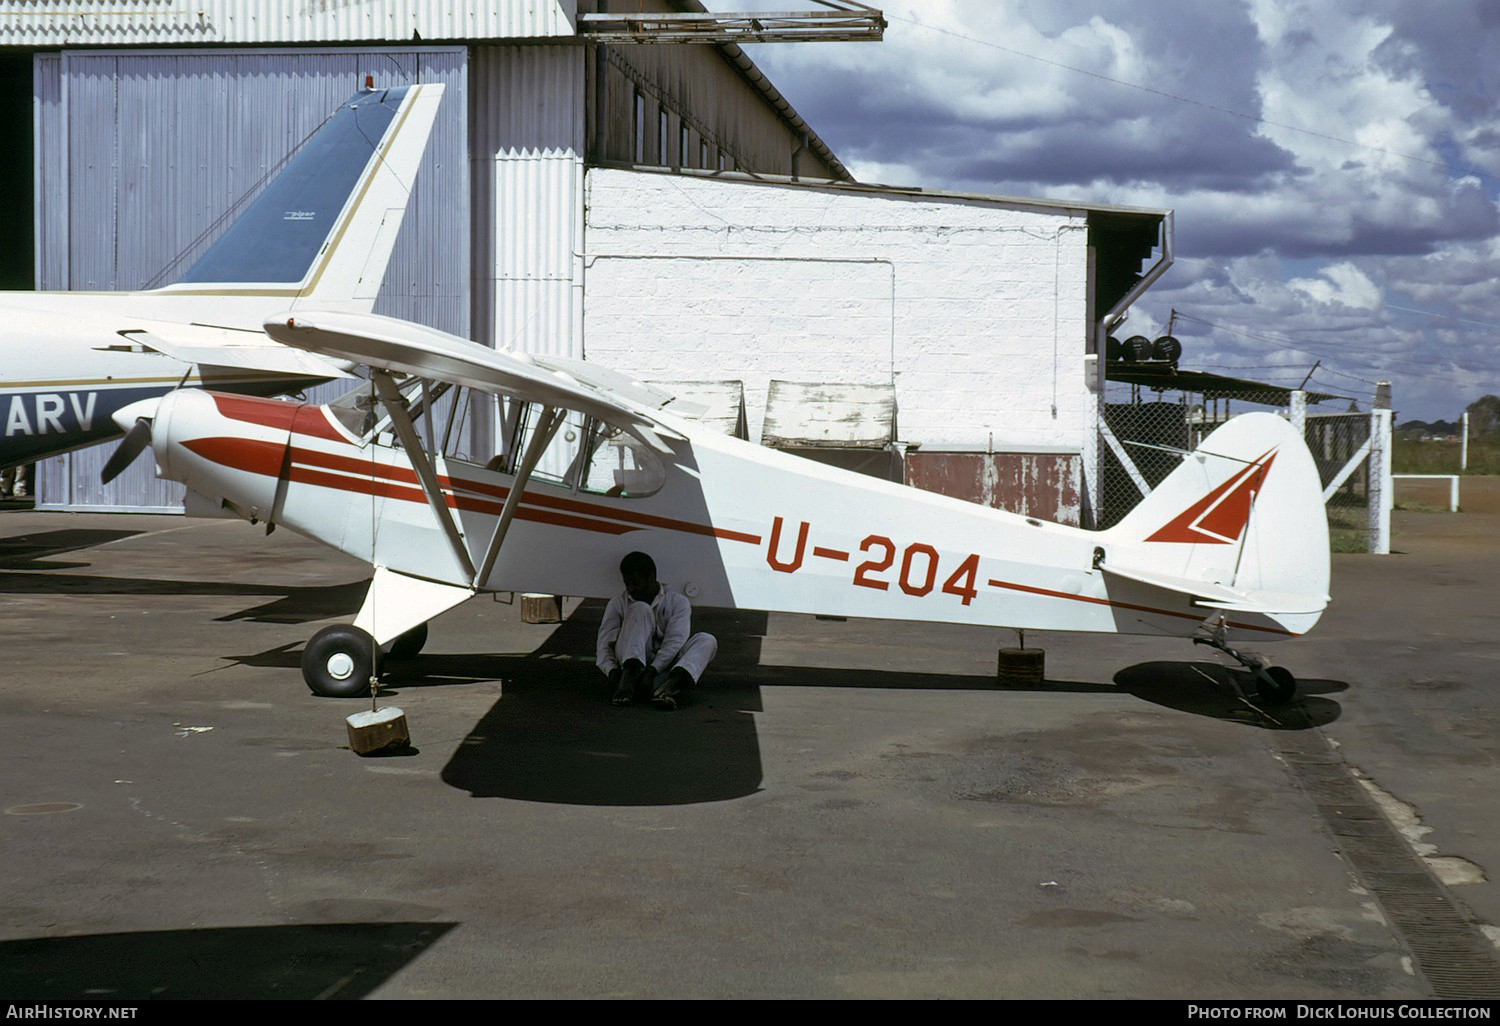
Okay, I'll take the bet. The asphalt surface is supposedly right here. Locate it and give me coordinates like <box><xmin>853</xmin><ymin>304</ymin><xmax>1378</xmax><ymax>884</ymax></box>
<box><xmin>2</xmin><ymin>482</ymin><xmax>1498</xmax><ymax>1000</ymax></box>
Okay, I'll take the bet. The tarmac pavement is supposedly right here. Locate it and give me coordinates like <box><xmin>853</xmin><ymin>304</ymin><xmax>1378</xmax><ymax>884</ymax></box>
<box><xmin>2</xmin><ymin>483</ymin><xmax>1498</xmax><ymax>1000</ymax></box>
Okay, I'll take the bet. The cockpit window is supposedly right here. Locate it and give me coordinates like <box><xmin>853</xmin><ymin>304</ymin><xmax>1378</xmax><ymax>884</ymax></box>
<box><xmin>576</xmin><ymin>419</ymin><xmax>665</xmax><ymax>497</ymax></box>
<box><xmin>327</xmin><ymin>381</ymin><xmax>664</xmax><ymax>499</ymax></box>
<box><xmin>326</xmin><ymin>382</ymin><xmax>381</xmax><ymax>438</ymax></box>
<box><xmin>326</xmin><ymin>376</ymin><xmax>452</xmax><ymax>443</ymax></box>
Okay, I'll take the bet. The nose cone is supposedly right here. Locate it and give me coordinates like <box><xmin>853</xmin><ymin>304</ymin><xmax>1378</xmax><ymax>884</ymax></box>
<box><xmin>112</xmin><ymin>397</ymin><xmax>161</xmax><ymax>433</ymax></box>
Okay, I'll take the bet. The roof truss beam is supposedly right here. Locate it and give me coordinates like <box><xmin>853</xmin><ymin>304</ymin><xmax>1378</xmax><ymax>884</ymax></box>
<box><xmin>577</xmin><ymin>3</ymin><xmax>885</xmax><ymax>43</ymax></box>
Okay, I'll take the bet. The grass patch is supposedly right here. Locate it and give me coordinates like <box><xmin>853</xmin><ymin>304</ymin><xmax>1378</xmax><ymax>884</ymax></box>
<box><xmin>1393</xmin><ymin>438</ymin><xmax>1500</xmax><ymax>475</ymax></box>
<box><xmin>1393</xmin><ymin>498</ymin><xmax>1457</xmax><ymax>514</ymax></box>
<box><xmin>1327</xmin><ymin>506</ymin><xmax>1370</xmax><ymax>553</ymax></box>
<box><xmin>1330</xmin><ymin>527</ymin><xmax>1368</xmax><ymax>553</ymax></box>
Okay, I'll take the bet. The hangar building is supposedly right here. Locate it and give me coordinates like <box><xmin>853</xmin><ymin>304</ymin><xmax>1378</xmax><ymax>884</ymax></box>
<box><xmin>2</xmin><ymin>0</ymin><xmax>1170</xmax><ymax>526</ymax></box>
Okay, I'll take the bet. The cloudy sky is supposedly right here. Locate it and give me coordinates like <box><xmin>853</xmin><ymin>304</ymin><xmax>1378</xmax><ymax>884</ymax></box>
<box><xmin>737</xmin><ymin>0</ymin><xmax>1500</xmax><ymax>422</ymax></box>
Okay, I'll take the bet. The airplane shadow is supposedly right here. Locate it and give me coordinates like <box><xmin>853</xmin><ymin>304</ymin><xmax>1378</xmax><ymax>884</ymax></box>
<box><xmin>1114</xmin><ymin>660</ymin><xmax>1346</xmax><ymax>730</ymax></box>
<box><xmin>0</xmin><ymin>528</ymin><xmax>143</xmax><ymax>570</ymax></box>
<box><xmin>0</xmin><ymin>569</ymin><xmax>368</xmax><ymax>625</ymax></box>
<box><xmin>0</xmin><ymin>528</ymin><xmax>371</xmax><ymax>623</ymax></box>
<box><xmin>302</xmin><ymin>603</ymin><xmax>1346</xmax><ymax>799</ymax></box>
<box><xmin>0</xmin><ymin>921</ymin><xmax>454</xmax><ymax>1000</ymax></box>
<box><xmin>437</xmin><ymin>603</ymin><xmax>769</xmax><ymax>806</ymax></box>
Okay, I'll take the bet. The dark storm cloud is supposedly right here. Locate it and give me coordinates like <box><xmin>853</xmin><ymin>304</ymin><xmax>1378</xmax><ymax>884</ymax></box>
<box><xmin>951</xmin><ymin>123</ymin><xmax>1295</xmax><ymax>192</ymax></box>
<box><xmin>743</xmin><ymin>0</ymin><xmax>1500</xmax><ymax>418</ymax></box>
<box><xmin>783</xmin><ymin>64</ymin><xmax>1296</xmax><ymax>193</ymax></box>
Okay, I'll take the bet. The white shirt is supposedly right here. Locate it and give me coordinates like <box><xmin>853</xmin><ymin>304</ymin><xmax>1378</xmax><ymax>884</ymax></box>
<box><xmin>596</xmin><ymin>586</ymin><xmax>693</xmax><ymax>674</ymax></box>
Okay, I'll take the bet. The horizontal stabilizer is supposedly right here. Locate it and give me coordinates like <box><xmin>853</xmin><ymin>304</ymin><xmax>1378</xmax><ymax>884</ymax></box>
<box><xmin>124</xmin><ymin>324</ymin><xmax>354</xmax><ymax>380</ymax></box>
<box><xmin>1102</xmin><ymin>562</ymin><xmax>1328</xmax><ymax>616</ymax></box>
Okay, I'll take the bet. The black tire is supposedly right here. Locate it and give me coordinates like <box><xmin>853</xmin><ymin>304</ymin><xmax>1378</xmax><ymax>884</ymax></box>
<box><xmin>388</xmin><ymin>622</ymin><xmax>428</xmax><ymax>660</ymax></box>
<box><xmin>302</xmin><ymin>625</ymin><xmax>377</xmax><ymax>698</ymax></box>
<box><xmin>1254</xmin><ymin>665</ymin><xmax>1297</xmax><ymax>705</ymax></box>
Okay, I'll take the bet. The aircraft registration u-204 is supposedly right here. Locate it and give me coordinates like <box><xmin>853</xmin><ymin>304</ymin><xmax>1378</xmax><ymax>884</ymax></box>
<box><xmin>0</xmin><ymin>81</ymin><xmax>444</xmax><ymax>474</ymax></box>
<box><xmin>111</xmin><ymin>308</ymin><xmax>1332</xmax><ymax>707</ymax></box>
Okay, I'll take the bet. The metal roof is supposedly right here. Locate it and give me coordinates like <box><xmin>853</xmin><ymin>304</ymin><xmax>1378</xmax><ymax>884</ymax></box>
<box><xmin>0</xmin><ymin>1</ymin><xmax>855</xmax><ymax>182</ymax></box>
<box><xmin>577</xmin><ymin>1</ymin><xmax>884</xmax><ymax>43</ymax></box>
<box><xmin>1105</xmin><ymin>366</ymin><xmax>1341</xmax><ymax>405</ymax></box>
<box><xmin>0</xmin><ymin>1</ymin><xmax>578</xmax><ymax>47</ymax></box>
<box><xmin>591</xmin><ymin>160</ymin><xmax>1171</xmax><ymax>224</ymax></box>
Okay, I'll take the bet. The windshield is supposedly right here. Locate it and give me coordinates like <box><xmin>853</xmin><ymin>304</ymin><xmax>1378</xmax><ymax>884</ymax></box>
<box><xmin>325</xmin><ymin>376</ymin><xmax>451</xmax><ymax>442</ymax></box>
<box><xmin>324</xmin><ymin>381</ymin><xmax>665</xmax><ymax>498</ymax></box>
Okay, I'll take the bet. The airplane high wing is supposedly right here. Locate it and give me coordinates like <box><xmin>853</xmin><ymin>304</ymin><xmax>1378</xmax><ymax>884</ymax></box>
<box><xmin>262</xmin><ymin>311</ymin><xmax>678</xmax><ymax>441</ymax></box>
<box><xmin>1</xmin><ymin>83</ymin><xmax>444</xmax><ymax>473</ymax></box>
<box><xmin>113</xmin><ymin>309</ymin><xmax>1331</xmax><ymax>706</ymax></box>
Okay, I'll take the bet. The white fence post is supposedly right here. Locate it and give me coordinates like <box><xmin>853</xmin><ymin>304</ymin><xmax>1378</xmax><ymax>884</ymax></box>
<box><xmin>1085</xmin><ymin>390</ymin><xmax>1102</xmax><ymax>529</ymax></box>
<box><xmin>1289</xmin><ymin>389</ymin><xmax>1306</xmax><ymax>437</ymax></box>
<box><xmin>1368</xmin><ymin>408</ymin><xmax>1392</xmax><ymax>555</ymax></box>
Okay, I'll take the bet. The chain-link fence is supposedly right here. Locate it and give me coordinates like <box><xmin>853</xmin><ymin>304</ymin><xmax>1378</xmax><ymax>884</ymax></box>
<box><xmin>1098</xmin><ymin>381</ymin><xmax>1377</xmax><ymax>550</ymax></box>
<box><xmin>1304</xmin><ymin>404</ymin><xmax>1375</xmax><ymax>552</ymax></box>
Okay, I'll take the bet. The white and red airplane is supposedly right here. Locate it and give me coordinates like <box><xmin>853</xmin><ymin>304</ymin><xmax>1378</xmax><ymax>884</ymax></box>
<box><xmin>0</xmin><ymin>81</ymin><xmax>443</xmax><ymax>475</ymax></box>
<box><xmin>109</xmin><ymin>309</ymin><xmax>1330</xmax><ymax>705</ymax></box>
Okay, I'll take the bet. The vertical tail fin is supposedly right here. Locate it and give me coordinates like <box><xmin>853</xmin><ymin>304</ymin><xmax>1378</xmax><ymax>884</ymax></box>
<box><xmin>1103</xmin><ymin>412</ymin><xmax>1330</xmax><ymax>632</ymax></box>
<box><xmin>164</xmin><ymin>83</ymin><xmax>444</xmax><ymax>311</ymax></box>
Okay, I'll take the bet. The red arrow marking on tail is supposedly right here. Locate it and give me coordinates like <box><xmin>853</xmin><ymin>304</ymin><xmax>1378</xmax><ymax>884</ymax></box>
<box><xmin>1145</xmin><ymin>449</ymin><xmax>1277</xmax><ymax>545</ymax></box>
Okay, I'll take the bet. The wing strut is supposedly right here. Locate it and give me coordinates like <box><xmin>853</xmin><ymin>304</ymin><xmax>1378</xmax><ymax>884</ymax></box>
<box><xmin>371</xmin><ymin>370</ymin><xmax>477</xmax><ymax>582</ymax></box>
<box><xmin>473</xmin><ymin>406</ymin><xmax>565</xmax><ymax>589</ymax></box>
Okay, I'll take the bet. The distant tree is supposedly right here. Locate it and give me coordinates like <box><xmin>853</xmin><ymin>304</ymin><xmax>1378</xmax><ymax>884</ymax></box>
<box><xmin>1466</xmin><ymin>395</ymin><xmax>1500</xmax><ymax>438</ymax></box>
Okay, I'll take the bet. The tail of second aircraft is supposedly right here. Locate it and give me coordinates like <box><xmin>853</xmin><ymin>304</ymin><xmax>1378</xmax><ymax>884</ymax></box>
<box><xmin>1098</xmin><ymin>412</ymin><xmax>1330</xmax><ymax>637</ymax></box>
<box><xmin>161</xmin><ymin>82</ymin><xmax>444</xmax><ymax>312</ymax></box>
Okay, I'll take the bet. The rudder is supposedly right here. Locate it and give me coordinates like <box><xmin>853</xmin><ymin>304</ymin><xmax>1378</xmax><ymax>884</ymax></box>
<box><xmin>1103</xmin><ymin>412</ymin><xmax>1330</xmax><ymax>632</ymax></box>
<box><xmin>165</xmin><ymin>83</ymin><xmax>444</xmax><ymax>312</ymax></box>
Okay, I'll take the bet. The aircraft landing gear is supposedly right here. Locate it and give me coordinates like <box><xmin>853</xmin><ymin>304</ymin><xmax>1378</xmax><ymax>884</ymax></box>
<box><xmin>302</xmin><ymin>625</ymin><xmax>377</xmax><ymax>698</ymax></box>
<box><xmin>1250</xmin><ymin>665</ymin><xmax>1297</xmax><ymax>705</ymax></box>
<box><xmin>387</xmin><ymin>622</ymin><xmax>428</xmax><ymax>660</ymax></box>
<box><xmin>1193</xmin><ymin>629</ymin><xmax>1298</xmax><ymax>706</ymax></box>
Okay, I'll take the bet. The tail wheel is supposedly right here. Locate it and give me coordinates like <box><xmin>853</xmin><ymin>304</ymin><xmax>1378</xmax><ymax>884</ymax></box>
<box><xmin>302</xmin><ymin>625</ymin><xmax>377</xmax><ymax>698</ymax></box>
<box><xmin>388</xmin><ymin>622</ymin><xmax>428</xmax><ymax>660</ymax></box>
<box><xmin>1254</xmin><ymin>665</ymin><xmax>1297</xmax><ymax>705</ymax></box>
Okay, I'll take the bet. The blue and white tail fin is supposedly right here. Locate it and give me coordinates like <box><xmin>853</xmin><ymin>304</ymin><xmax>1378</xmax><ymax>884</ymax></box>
<box><xmin>1100</xmin><ymin>412</ymin><xmax>1330</xmax><ymax>636</ymax></box>
<box><xmin>160</xmin><ymin>83</ymin><xmax>444</xmax><ymax>312</ymax></box>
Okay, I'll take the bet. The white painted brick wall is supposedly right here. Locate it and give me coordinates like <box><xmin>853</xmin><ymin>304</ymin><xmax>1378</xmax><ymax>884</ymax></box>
<box><xmin>583</xmin><ymin>170</ymin><xmax>1092</xmax><ymax>452</ymax></box>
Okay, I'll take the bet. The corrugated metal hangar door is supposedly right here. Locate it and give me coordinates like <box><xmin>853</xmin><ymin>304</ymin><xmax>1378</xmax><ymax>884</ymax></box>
<box><xmin>34</xmin><ymin>47</ymin><xmax>469</xmax><ymax>511</ymax></box>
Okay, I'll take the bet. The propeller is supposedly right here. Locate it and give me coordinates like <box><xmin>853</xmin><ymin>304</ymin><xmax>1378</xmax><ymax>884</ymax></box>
<box><xmin>100</xmin><ymin>398</ymin><xmax>162</xmax><ymax>484</ymax></box>
<box><xmin>101</xmin><ymin>418</ymin><xmax>152</xmax><ymax>483</ymax></box>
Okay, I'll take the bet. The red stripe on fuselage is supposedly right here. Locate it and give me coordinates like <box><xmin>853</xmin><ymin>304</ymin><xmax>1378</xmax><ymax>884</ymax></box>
<box><xmin>274</xmin><ymin>444</ymin><xmax>760</xmax><ymax>543</ymax></box>
<box><xmin>207</xmin><ymin>392</ymin><xmax>346</xmax><ymax>442</ymax></box>
<box><xmin>183</xmin><ymin>436</ymin><xmax>286</xmax><ymax>477</ymax></box>
<box><xmin>186</xmin><ymin>434</ymin><xmax>746</xmax><ymax>544</ymax></box>
<box><xmin>283</xmin><ymin>463</ymin><xmax>638</xmax><ymax>536</ymax></box>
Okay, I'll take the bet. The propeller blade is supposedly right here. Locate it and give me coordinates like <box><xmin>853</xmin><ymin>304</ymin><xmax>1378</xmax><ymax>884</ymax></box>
<box><xmin>101</xmin><ymin>417</ymin><xmax>153</xmax><ymax>484</ymax></box>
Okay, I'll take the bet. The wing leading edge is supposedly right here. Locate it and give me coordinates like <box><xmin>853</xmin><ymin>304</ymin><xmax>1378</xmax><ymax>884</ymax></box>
<box><xmin>262</xmin><ymin>310</ymin><xmax>681</xmax><ymax>444</ymax></box>
<box><xmin>123</xmin><ymin>322</ymin><xmax>355</xmax><ymax>380</ymax></box>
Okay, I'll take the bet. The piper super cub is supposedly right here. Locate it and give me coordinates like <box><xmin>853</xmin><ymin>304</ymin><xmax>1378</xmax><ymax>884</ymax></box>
<box><xmin>107</xmin><ymin>309</ymin><xmax>1332</xmax><ymax>706</ymax></box>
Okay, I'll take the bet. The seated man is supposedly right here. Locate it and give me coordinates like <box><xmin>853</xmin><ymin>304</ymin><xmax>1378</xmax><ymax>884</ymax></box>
<box><xmin>596</xmin><ymin>551</ymin><xmax>717</xmax><ymax>709</ymax></box>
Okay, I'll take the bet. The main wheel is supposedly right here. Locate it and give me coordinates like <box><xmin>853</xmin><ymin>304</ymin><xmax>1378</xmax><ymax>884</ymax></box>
<box><xmin>1253</xmin><ymin>665</ymin><xmax>1297</xmax><ymax>705</ymax></box>
<box><xmin>302</xmin><ymin>625</ymin><xmax>377</xmax><ymax>698</ymax></box>
<box><xmin>388</xmin><ymin>622</ymin><xmax>428</xmax><ymax>660</ymax></box>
